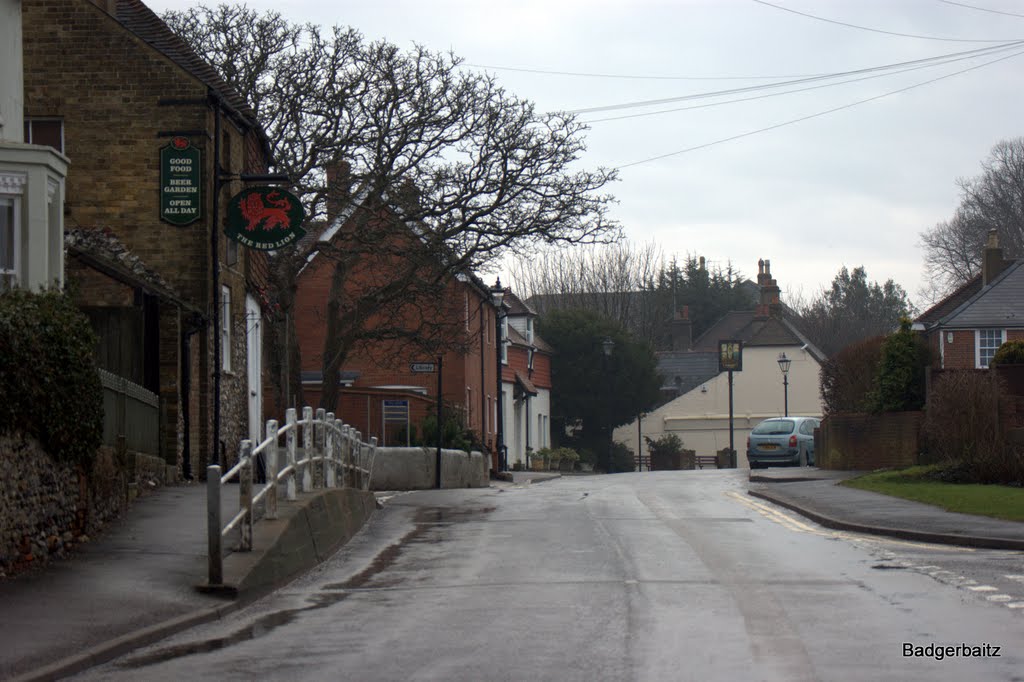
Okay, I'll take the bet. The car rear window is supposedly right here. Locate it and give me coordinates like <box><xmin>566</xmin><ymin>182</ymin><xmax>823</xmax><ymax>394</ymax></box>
<box><xmin>752</xmin><ymin>419</ymin><xmax>794</xmax><ymax>435</ymax></box>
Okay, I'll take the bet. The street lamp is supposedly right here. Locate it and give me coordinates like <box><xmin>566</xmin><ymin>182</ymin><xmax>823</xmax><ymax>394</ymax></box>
<box><xmin>602</xmin><ymin>336</ymin><xmax>615</xmax><ymax>357</ymax></box>
<box><xmin>601</xmin><ymin>337</ymin><xmax>615</xmax><ymax>471</ymax></box>
<box><xmin>491</xmin><ymin>279</ymin><xmax>506</xmax><ymax>471</ymax></box>
<box><xmin>777</xmin><ymin>351</ymin><xmax>791</xmax><ymax>417</ymax></box>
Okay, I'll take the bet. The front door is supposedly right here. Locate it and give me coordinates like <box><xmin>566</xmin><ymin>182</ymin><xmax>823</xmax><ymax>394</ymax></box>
<box><xmin>245</xmin><ymin>294</ymin><xmax>263</xmax><ymax>446</ymax></box>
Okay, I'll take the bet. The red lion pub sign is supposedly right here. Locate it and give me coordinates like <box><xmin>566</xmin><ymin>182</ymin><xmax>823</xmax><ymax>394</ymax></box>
<box><xmin>225</xmin><ymin>186</ymin><xmax>306</xmax><ymax>250</ymax></box>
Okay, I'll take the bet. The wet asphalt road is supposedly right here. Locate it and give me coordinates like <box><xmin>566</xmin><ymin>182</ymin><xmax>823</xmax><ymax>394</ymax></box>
<box><xmin>77</xmin><ymin>471</ymin><xmax>1024</xmax><ymax>681</ymax></box>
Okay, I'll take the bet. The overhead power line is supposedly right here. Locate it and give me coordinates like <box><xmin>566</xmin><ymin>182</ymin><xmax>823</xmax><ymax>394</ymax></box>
<box><xmin>566</xmin><ymin>41</ymin><xmax>1022</xmax><ymax>115</ymax></box>
<box><xmin>752</xmin><ymin>0</ymin><xmax>1022</xmax><ymax>42</ymax></box>
<box><xmin>583</xmin><ymin>41</ymin><xmax>1024</xmax><ymax>123</ymax></box>
<box><xmin>615</xmin><ymin>47</ymin><xmax>1024</xmax><ymax>170</ymax></box>
<box><xmin>463</xmin><ymin>63</ymin><xmax>826</xmax><ymax>81</ymax></box>
<box><xmin>937</xmin><ymin>0</ymin><xmax>1024</xmax><ymax>19</ymax></box>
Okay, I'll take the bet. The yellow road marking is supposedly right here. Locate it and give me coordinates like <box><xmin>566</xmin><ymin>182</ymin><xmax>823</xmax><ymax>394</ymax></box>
<box><xmin>725</xmin><ymin>491</ymin><xmax>974</xmax><ymax>552</ymax></box>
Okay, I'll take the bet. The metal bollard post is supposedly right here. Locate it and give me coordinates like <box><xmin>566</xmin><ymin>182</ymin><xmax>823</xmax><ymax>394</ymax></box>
<box><xmin>315</xmin><ymin>408</ymin><xmax>326</xmax><ymax>487</ymax></box>
<box><xmin>207</xmin><ymin>464</ymin><xmax>222</xmax><ymax>585</ymax></box>
<box><xmin>239</xmin><ymin>441</ymin><xmax>253</xmax><ymax>551</ymax></box>
<box><xmin>266</xmin><ymin>419</ymin><xmax>279</xmax><ymax>519</ymax></box>
<box><xmin>302</xmin><ymin>406</ymin><xmax>313</xmax><ymax>491</ymax></box>
<box><xmin>325</xmin><ymin>413</ymin><xmax>336</xmax><ymax>488</ymax></box>
<box><xmin>286</xmin><ymin>408</ymin><xmax>297</xmax><ymax>499</ymax></box>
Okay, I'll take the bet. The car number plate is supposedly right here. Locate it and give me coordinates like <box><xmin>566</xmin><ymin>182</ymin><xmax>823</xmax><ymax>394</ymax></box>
<box><xmin>760</xmin><ymin>444</ymin><xmax>778</xmax><ymax>450</ymax></box>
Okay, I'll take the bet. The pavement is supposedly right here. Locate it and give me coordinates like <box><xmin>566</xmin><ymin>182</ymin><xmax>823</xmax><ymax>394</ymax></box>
<box><xmin>2</xmin><ymin>467</ymin><xmax>1022</xmax><ymax>681</ymax></box>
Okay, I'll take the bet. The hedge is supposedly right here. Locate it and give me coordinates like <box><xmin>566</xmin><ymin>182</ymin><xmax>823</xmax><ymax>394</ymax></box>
<box><xmin>0</xmin><ymin>288</ymin><xmax>102</xmax><ymax>466</ymax></box>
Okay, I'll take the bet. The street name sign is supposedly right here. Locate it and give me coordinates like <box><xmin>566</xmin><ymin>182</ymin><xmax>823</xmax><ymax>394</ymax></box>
<box><xmin>410</xmin><ymin>363</ymin><xmax>436</xmax><ymax>373</ymax></box>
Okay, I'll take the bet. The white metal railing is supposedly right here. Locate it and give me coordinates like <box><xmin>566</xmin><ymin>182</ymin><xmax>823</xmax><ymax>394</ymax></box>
<box><xmin>206</xmin><ymin>406</ymin><xmax>377</xmax><ymax>586</ymax></box>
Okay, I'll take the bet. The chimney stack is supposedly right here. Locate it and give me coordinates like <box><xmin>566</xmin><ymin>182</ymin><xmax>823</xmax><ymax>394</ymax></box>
<box><xmin>982</xmin><ymin>230</ymin><xmax>1010</xmax><ymax>286</ymax></box>
<box><xmin>324</xmin><ymin>160</ymin><xmax>352</xmax><ymax>224</ymax></box>
<box><xmin>670</xmin><ymin>306</ymin><xmax>692</xmax><ymax>351</ymax></box>
<box><xmin>755</xmin><ymin>259</ymin><xmax>781</xmax><ymax>318</ymax></box>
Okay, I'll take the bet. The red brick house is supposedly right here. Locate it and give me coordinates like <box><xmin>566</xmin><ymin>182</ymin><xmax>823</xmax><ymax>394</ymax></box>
<box><xmin>290</xmin><ymin>196</ymin><xmax>502</xmax><ymax>460</ymax></box>
<box><xmin>498</xmin><ymin>288</ymin><xmax>553</xmax><ymax>469</ymax></box>
<box><xmin>915</xmin><ymin>232</ymin><xmax>1024</xmax><ymax>369</ymax></box>
<box><xmin>22</xmin><ymin>0</ymin><xmax>274</xmax><ymax>478</ymax></box>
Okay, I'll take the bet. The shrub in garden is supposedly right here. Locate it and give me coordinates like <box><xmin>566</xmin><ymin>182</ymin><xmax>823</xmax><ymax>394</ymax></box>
<box><xmin>819</xmin><ymin>336</ymin><xmax>885</xmax><ymax>414</ymax></box>
<box><xmin>991</xmin><ymin>340</ymin><xmax>1024</xmax><ymax>366</ymax></box>
<box><xmin>0</xmin><ymin>288</ymin><xmax>102</xmax><ymax>466</ymax></box>
<box><xmin>869</xmin><ymin>318</ymin><xmax>929</xmax><ymax>413</ymax></box>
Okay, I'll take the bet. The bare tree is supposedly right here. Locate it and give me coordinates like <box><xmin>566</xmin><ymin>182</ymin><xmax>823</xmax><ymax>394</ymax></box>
<box><xmin>511</xmin><ymin>245</ymin><xmax>750</xmax><ymax>348</ymax></box>
<box><xmin>164</xmin><ymin>6</ymin><xmax>620</xmax><ymax>411</ymax></box>
<box><xmin>791</xmin><ymin>266</ymin><xmax>913</xmax><ymax>358</ymax></box>
<box><xmin>921</xmin><ymin>138</ymin><xmax>1024</xmax><ymax>294</ymax></box>
<box><xmin>509</xmin><ymin>241</ymin><xmax>665</xmax><ymax>338</ymax></box>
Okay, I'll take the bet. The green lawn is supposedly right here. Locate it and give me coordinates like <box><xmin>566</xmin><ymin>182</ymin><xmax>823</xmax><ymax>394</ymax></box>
<box><xmin>841</xmin><ymin>466</ymin><xmax>1024</xmax><ymax>522</ymax></box>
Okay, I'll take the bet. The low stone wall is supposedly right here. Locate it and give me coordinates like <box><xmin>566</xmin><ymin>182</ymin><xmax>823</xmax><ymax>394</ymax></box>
<box><xmin>369</xmin><ymin>447</ymin><xmax>488</xmax><ymax>490</ymax></box>
<box><xmin>817</xmin><ymin>412</ymin><xmax>924</xmax><ymax>470</ymax></box>
<box><xmin>0</xmin><ymin>433</ymin><xmax>174</xmax><ymax>577</ymax></box>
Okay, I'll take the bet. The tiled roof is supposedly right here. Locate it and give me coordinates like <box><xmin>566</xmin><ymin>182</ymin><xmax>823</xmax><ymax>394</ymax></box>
<box><xmin>655</xmin><ymin>351</ymin><xmax>719</xmax><ymax>394</ymax></box>
<box><xmin>66</xmin><ymin>228</ymin><xmax>189</xmax><ymax>308</ymax></box>
<box><xmin>915</xmin><ymin>275</ymin><xmax>983</xmax><ymax>328</ymax></box>
<box><xmin>115</xmin><ymin>0</ymin><xmax>255</xmax><ymax>122</ymax></box>
<box><xmin>936</xmin><ymin>261</ymin><xmax>1024</xmax><ymax>328</ymax></box>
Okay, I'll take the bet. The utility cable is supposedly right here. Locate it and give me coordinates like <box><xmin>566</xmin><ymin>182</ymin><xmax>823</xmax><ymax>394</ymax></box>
<box><xmin>584</xmin><ymin>40</ymin><xmax>1023</xmax><ymax>123</ymax></box>
<box><xmin>463</xmin><ymin>63</ymin><xmax>827</xmax><ymax>81</ymax></box>
<box><xmin>937</xmin><ymin>0</ymin><xmax>1024</xmax><ymax>19</ymax></box>
<box><xmin>566</xmin><ymin>40</ymin><xmax>1022</xmax><ymax>115</ymax></box>
<box><xmin>615</xmin><ymin>47</ymin><xmax>1024</xmax><ymax>170</ymax></box>
<box><xmin>752</xmin><ymin>0</ymin><xmax>1021</xmax><ymax>42</ymax></box>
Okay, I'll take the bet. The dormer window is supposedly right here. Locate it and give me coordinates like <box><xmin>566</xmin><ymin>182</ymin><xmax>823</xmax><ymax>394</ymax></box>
<box><xmin>526</xmin><ymin>317</ymin><xmax>534</xmax><ymax>343</ymax></box>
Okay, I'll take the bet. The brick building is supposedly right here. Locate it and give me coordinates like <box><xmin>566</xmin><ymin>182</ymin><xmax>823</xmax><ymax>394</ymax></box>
<box><xmin>22</xmin><ymin>0</ymin><xmax>274</xmax><ymax>478</ymax></box>
<box><xmin>915</xmin><ymin>232</ymin><xmax>1024</xmax><ymax>369</ymax></box>
<box><xmin>291</xmin><ymin>196</ymin><xmax>502</xmax><ymax>461</ymax></box>
<box><xmin>497</xmin><ymin>288</ymin><xmax>553</xmax><ymax>469</ymax></box>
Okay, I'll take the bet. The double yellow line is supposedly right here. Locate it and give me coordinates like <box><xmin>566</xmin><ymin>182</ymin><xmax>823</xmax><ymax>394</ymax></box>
<box><xmin>725</xmin><ymin>491</ymin><xmax>974</xmax><ymax>552</ymax></box>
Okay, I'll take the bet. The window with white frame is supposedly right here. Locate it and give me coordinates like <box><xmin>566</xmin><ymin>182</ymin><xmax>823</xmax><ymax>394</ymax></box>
<box><xmin>977</xmin><ymin>329</ymin><xmax>1005</xmax><ymax>368</ymax></box>
<box><xmin>0</xmin><ymin>196</ymin><xmax>19</xmax><ymax>291</ymax></box>
<box><xmin>221</xmin><ymin>285</ymin><xmax>232</xmax><ymax>372</ymax></box>
<box><xmin>526</xmin><ymin>317</ymin><xmax>534</xmax><ymax>344</ymax></box>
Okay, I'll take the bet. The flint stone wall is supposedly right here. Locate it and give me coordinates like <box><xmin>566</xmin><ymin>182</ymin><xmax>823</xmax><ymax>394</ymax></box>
<box><xmin>0</xmin><ymin>433</ymin><xmax>171</xmax><ymax>577</ymax></box>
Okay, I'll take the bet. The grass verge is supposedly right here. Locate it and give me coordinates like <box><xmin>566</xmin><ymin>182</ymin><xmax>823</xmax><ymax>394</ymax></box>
<box><xmin>841</xmin><ymin>466</ymin><xmax>1024</xmax><ymax>522</ymax></box>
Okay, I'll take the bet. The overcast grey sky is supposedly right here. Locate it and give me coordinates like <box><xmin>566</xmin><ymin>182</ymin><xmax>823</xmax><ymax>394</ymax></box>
<box><xmin>150</xmin><ymin>0</ymin><xmax>1024</xmax><ymax>306</ymax></box>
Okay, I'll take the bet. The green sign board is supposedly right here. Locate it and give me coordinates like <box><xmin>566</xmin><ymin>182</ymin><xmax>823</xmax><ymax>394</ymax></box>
<box><xmin>159</xmin><ymin>137</ymin><xmax>202</xmax><ymax>226</ymax></box>
<box><xmin>225</xmin><ymin>186</ymin><xmax>306</xmax><ymax>250</ymax></box>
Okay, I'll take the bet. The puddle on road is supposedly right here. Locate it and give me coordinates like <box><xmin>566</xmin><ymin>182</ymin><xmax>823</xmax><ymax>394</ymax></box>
<box><xmin>121</xmin><ymin>506</ymin><xmax>494</xmax><ymax>669</ymax></box>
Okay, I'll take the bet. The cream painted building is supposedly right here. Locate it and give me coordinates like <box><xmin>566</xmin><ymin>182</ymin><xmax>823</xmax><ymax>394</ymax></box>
<box><xmin>615</xmin><ymin>260</ymin><xmax>825</xmax><ymax>468</ymax></box>
<box><xmin>1</xmin><ymin>0</ymin><xmax>68</xmax><ymax>291</ymax></box>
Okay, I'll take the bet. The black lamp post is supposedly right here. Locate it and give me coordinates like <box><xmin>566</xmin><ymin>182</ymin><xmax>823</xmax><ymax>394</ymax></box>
<box><xmin>491</xmin><ymin>279</ymin><xmax>506</xmax><ymax>471</ymax></box>
<box><xmin>777</xmin><ymin>351</ymin><xmax>791</xmax><ymax>417</ymax></box>
<box><xmin>602</xmin><ymin>337</ymin><xmax>614</xmax><ymax>471</ymax></box>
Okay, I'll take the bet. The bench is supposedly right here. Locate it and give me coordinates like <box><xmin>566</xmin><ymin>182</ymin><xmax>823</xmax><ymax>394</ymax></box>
<box><xmin>635</xmin><ymin>455</ymin><xmax>651</xmax><ymax>472</ymax></box>
<box><xmin>695</xmin><ymin>455</ymin><xmax>719</xmax><ymax>469</ymax></box>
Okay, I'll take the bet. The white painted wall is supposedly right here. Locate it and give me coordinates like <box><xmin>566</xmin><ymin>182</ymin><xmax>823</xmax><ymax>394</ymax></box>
<box><xmin>0</xmin><ymin>1</ymin><xmax>67</xmax><ymax>290</ymax></box>
<box><xmin>0</xmin><ymin>0</ymin><xmax>23</xmax><ymax>143</ymax></box>
<box><xmin>501</xmin><ymin>384</ymin><xmax>551</xmax><ymax>468</ymax></box>
<box><xmin>615</xmin><ymin>345</ymin><xmax>823</xmax><ymax>468</ymax></box>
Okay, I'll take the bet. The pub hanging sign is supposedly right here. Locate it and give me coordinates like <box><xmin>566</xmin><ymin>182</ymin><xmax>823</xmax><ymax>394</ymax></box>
<box><xmin>224</xmin><ymin>186</ymin><xmax>306</xmax><ymax>250</ymax></box>
<box><xmin>159</xmin><ymin>137</ymin><xmax>202</xmax><ymax>226</ymax></box>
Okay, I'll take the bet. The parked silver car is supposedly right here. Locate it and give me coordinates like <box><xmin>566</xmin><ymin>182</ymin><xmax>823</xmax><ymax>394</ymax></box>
<box><xmin>746</xmin><ymin>417</ymin><xmax>820</xmax><ymax>468</ymax></box>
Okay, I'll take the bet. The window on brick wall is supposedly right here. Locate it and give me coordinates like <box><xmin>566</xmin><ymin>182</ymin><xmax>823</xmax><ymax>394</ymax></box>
<box><xmin>24</xmin><ymin>119</ymin><xmax>64</xmax><ymax>153</ymax></box>
<box><xmin>222</xmin><ymin>285</ymin><xmax>232</xmax><ymax>372</ymax></box>
<box><xmin>977</xmin><ymin>329</ymin><xmax>1005</xmax><ymax>368</ymax></box>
